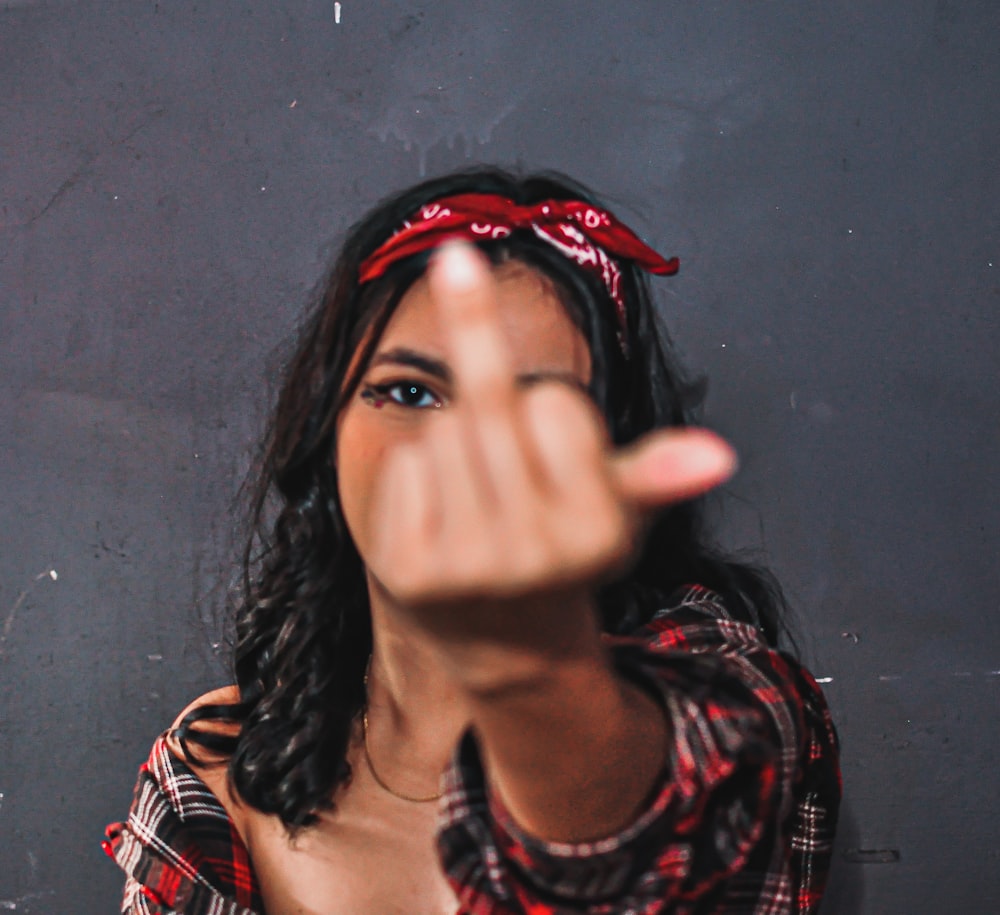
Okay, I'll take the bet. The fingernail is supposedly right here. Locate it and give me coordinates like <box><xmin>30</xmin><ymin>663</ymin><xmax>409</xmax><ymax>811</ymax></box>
<box><xmin>709</xmin><ymin>436</ymin><xmax>739</xmax><ymax>478</ymax></box>
<box><xmin>435</xmin><ymin>240</ymin><xmax>482</xmax><ymax>291</ymax></box>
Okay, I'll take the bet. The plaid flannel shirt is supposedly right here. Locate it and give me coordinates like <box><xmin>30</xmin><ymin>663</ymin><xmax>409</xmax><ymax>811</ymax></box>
<box><xmin>105</xmin><ymin>586</ymin><xmax>840</xmax><ymax>914</ymax></box>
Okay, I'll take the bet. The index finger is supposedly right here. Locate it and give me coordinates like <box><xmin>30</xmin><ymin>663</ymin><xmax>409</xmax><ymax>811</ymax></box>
<box><xmin>427</xmin><ymin>241</ymin><xmax>516</xmax><ymax>411</ymax></box>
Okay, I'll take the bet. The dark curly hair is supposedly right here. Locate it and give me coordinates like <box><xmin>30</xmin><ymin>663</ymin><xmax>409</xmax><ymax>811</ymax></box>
<box><xmin>176</xmin><ymin>166</ymin><xmax>789</xmax><ymax>830</ymax></box>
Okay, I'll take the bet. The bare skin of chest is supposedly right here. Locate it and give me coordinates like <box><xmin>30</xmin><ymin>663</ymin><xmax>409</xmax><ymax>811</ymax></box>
<box><xmin>174</xmin><ymin>683</ymin><xmax>467</xmax><ymax>915</ymax></box>
<box><xmin>245</xmin><ymin>764</ymin><xmax>459</xmax><ymax>915</ymax></box>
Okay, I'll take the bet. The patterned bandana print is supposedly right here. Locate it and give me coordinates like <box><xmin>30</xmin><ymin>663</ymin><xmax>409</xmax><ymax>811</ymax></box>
<box><xmin>357</xmin><ymin>193</ymin><xmax>680</xmax><ymax>346</ymax></box>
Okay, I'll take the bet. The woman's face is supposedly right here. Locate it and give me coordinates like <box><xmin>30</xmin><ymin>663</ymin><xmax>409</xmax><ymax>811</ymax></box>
<box><xmin>336</xmin><ymin>259</ymin><xmax>592</xmax><ymax>569</ymax></box>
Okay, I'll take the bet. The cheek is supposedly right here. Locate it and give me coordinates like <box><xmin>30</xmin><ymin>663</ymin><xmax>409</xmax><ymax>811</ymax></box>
<box><xmin>336</xmin><ymin>402</ymin><xmax>420</xmax><ymax>562</ymax></box>
<box><xmin>336</xmin><ymin>405</ymin><xmax>383</xmax><ymax>556</ymax></box>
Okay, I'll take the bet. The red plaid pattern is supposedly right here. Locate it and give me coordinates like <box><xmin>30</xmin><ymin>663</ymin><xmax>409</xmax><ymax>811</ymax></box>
<box><xmin>103</xmin><ymin>738</ymin><xmax>262</xmax><ymax>915</ymax></box>
<box><xmin>106</xmin><ymin>586</ymin><xmax>839</xmax><ymax>914</ymax></box>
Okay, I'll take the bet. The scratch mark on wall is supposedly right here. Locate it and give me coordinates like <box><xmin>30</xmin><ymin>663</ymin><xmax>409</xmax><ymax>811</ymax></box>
<box><xmin>1</xmin><ymin>570</ymin><xmax>58</xmax><ymax>660</ymax></box>
<box><xmin>24</xmin><ymin>108</ymin><xmax>164</xmax><ymax>228</ymax></box>
<box><xmin>875</xmin><ymin>670</ymin><xmax>996</xmax><ymax>682</ymax></box>
<box><xmin>116</xmin><ymin>108</ymin><xmax>166</xmax><ymax>148</ymax></box>
<box><xmin>27</xmin><ymin>166</ymin><xmax>92</xmax><ymax>226</ymax></box>
<box><xmin>334</xmin><ymin>2</ymin><xmax>342</xmax><ymax>24</ymax></box>
<box><xmin>843</xmin><ymin>848</ymin><xmax>900</xmax><ymax>864</ymax></box>
<box><xmin>91</xmin><ymin>520</ymin><xmax>130</xmax><ymax>561</ymax></box>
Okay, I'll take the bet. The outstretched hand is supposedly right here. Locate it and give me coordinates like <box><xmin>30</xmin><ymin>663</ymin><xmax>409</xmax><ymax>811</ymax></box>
<box><xmin>367</xmin><ymin>242</ymin><xmax>736</xmax><ymax>649</ymax></box>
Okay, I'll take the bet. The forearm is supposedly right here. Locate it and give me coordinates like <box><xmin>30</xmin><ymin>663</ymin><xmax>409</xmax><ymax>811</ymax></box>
<box><xmin>452</xmin><ymin>607</ymin><xmax>669</xmax><ymax>844</ymax></box>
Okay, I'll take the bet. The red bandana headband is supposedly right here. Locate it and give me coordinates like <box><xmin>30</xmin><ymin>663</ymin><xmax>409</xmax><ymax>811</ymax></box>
<box><xmin>357</xmin><ymin>193</ymin><xmax>679</xmax><ymax>345</ymax></box>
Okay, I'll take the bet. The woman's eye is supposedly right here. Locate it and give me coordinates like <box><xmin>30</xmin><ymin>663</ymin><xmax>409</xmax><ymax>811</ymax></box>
<box><xmin>362</xmin><ymin>382</ymin><xmax>442</xmax><ymax>409</ymax></box>
<box><xmin>392</xmin><ymin>382</ymin><xmax>439</xmax><ymax>408</ymax></box>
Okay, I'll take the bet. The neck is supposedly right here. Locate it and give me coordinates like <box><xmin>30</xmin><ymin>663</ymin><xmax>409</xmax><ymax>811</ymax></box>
<box><xmin>363</xmin><ymin>574</ymin><xmax>471</xmax><ymax>798</ymax></box>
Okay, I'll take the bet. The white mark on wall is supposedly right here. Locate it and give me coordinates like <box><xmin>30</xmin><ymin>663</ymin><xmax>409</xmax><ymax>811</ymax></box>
<box><xmin>372</xmin><ymin>92</ymin><xmax>518</xmax><ymax>176</ymax></box>
<box><xmin>1</xmin><ymin>569</ymin><xmax>58</xmax><ymax>660</ymax></box>
<box><xmin>334</xmin><ymin>2</ymin><xmax>341</xmax><ymax>24</ymax></box>
<box><xmin>874</xmin><ymin>670</ymin><xmax>997</xmax><ymax>682</ymax></box>
<box><xmin>815</xmin><ymin>677</ymin><xmax>833</xmax><ymax>684</ymax></box>
<box><xmin>0</xmin><ymin>891</ymin><xmax>55</xmax><ymax>911</ymax></box>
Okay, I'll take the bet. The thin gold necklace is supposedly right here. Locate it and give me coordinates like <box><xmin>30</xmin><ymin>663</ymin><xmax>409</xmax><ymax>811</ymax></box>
<box><xmin>362</xmin><ymin>660</ymin><xmax>444</xmax><ymax>804</ymax></box>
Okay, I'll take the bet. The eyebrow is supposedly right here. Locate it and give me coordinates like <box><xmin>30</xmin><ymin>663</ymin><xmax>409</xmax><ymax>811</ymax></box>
<box><xmin>369</xmin><ymin>348</ymin><xmax>452</xmax><ymax>382</ymax></box>
<box><xmin>368</xmin><ymin>347</ymin><xmax>588</xmax><ymax>391</ymax></box>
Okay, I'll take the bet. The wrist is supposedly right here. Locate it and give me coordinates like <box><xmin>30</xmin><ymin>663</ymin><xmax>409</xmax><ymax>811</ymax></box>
<box><xmin>429</xmin><ymin>592</ymin><xmax>608</xmax><ymax>700</ymax></box>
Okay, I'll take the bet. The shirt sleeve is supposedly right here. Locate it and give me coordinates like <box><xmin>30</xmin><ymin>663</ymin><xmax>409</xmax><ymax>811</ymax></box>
<box><xmin>435</xmin><ymin>587</ymin><xmax>836</xmax><ymax>914</ymax></box>
<box><xmin>103</xmin><ymin>735</ymin><xmax>263</xmax><ymax>915</ymax></box>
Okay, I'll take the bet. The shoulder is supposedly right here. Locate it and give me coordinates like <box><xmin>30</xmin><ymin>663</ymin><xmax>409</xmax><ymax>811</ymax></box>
<box><xmin>624</xmin><ymin>584</ymin><xmax>768</xmax><ymax>655</ymax></box>
<box><xmin>165</xmin><ymin>686</ymin><xmax>249</xmax><ymax>840</ymax></box>
<box><xmin>620</xmin><ymin>585</ymin><xmax>839</xmax><ymax>767</ymax></box>
<box><xmin>105</xmin><ymin>694</ymin><xmax>265</xmax><ymax>914</ymax></box>
<box><xmin>168</xmin><ymin>684</ymin><xmax>242</xmax><ymax>744</ymax></box>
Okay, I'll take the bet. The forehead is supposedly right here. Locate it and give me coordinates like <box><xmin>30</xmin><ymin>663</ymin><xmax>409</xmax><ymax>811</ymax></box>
<box><xmin>374</xmin><ymin>260</ymin><xmax>592</xmax><ymax>379</ymax></box>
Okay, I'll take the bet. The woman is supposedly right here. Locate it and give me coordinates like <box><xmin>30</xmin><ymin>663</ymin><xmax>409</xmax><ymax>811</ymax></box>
<box><xmin>105</xmin><ymin>168</ymin><xmax>840</xmax><ymax>914</ymax></box>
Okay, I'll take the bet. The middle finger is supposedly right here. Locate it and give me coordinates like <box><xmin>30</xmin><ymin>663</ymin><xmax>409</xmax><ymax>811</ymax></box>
<box><xmin>427</xmin><ymin>240</ymin><xmax>517</xmax><ymax>416</ymax></box>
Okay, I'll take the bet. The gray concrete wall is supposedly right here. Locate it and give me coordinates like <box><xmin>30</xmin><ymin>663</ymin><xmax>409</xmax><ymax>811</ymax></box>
<box><xmin>1</xmin><ymin>2</ymin><xmax>997</xmax><ymax>911</ymax></box>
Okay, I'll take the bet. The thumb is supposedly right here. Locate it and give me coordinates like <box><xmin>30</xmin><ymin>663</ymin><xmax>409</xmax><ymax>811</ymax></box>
<box><xmin>611</xmin><ymin>427</ymin><xmax>738</xmax><ymax>508</ymax></box>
